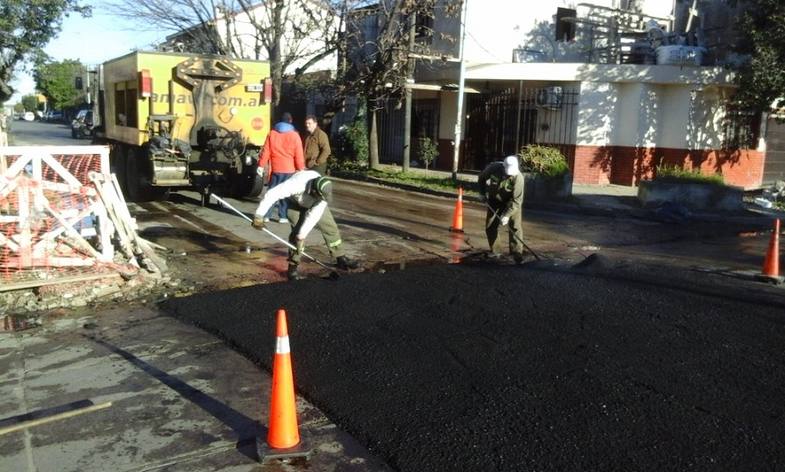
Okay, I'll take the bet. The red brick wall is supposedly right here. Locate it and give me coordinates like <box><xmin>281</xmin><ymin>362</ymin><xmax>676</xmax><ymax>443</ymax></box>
<box><xmin>572</xmin><ymin>145</ymin><xmax>612</xmax><ymax>185</ymax></box>
<box><xmin>569</xmin><ymin>145</ymin><xmax>765</xmax><ymax>189</ymax></box>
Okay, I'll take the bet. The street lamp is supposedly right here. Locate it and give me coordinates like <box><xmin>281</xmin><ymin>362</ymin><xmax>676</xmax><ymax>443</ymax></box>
<box><xmin>451</xmin><ymin>0</ymin><xmax>469</xmax><ymax>181</ymax></box>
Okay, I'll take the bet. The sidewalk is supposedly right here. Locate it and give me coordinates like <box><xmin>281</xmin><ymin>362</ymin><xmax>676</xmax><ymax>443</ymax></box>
<box><xmin>334</xmin><ymin>164</ymin><xmax>785</xmax><ymax>226</ymax></box>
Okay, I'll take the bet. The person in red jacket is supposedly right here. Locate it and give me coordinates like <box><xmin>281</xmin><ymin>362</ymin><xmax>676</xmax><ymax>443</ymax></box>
<box><xmin>258</xmin><ymin>112</ymin><xmax>305</xmax><ymax>223</ymax></box>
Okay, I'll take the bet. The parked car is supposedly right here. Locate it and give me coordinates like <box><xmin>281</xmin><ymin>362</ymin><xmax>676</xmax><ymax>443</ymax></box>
<box><xmin>71</xmin><ymin>110</ymin><xmax>94</xmax><ymax>139</ymax></box>
<box><xmin>23</xmin><ymin>111</ymin><xmax>35</xmax><ymax>121</ymax></box>
<box><xmin>49</xmin><ymin>111</ymin><xmax>63</xmax><ymax>122</ymax></box>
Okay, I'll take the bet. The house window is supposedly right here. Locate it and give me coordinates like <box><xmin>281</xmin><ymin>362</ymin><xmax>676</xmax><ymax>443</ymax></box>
<box><xmin>415</xmin><ymin>9</ymin><xmax>433</xmax><ymax>44</ymax></box>
<box><xmin>555</xmin><ymin>7</ymin><xmax>576</xmax><ymax>42</ymax></box>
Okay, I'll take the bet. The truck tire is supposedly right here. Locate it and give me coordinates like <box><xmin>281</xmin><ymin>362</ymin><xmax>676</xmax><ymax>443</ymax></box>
<box><xmin>126</xmin><ymin>147</ymin><xmax>167</xmax><ymax>202</ymax></box>
<box><xmin>109</xmin><ymin>144</ymin><xmax>128</xmax><ymax>197</ymax></box>
<box><xmin>230</xmin><ymin>173</ymin><xmax>264</xmax><ymax>198</ymax></box>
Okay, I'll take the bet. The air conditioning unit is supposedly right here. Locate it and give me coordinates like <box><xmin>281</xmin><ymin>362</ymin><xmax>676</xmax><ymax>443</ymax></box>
<box><xmin>536</xmin><ymin>86</ymin><xmax>563</xmax><ymax>110</ymax></box>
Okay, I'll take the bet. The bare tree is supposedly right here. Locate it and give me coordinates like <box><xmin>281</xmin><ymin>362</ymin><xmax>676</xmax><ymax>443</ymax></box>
<box><xmin>109</xmin><ymin>0</ymin><xmax>346</xmax><ymax>106</ymax></box>
<box><xmin>341</xmin><ymin>0</ymin><xmax>461</xmax><ymax>169</ymax></box>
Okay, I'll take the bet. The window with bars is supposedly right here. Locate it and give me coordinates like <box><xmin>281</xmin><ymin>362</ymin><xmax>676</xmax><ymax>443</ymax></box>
<box><xmin>722</xmin><ymin>107</ymin><xmax>760</xmax><ymax>150</ymax></box>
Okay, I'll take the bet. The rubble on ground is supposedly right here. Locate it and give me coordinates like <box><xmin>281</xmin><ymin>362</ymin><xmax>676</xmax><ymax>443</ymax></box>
<box><xmin>0</xmin><ymin>270</ymin><xmax>195</xmax><ymax>317</ymax></box>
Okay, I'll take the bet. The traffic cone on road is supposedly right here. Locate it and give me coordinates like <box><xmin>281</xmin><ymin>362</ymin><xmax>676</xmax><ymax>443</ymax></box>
<box><xmin>268</xmin><ymin>308</ymin><xmax>299</xmax><ymax>448</ymax></box>
<box><xmin>761</xmin><ymin>219</ymin><xmax>781</xmax><ymax>279</ymax></box>
<box><xmin>258</xmin><ymin>308</ymin><xmax>311</xmax><ymax>461</ymax></box>
<box><xmin>449</xmin><ymin>187</ymin><xmax>464</xmax><ymax>233</ymax></box>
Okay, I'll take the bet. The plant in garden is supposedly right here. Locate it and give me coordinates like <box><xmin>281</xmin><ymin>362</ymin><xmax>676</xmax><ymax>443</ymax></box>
<box><xmin>655</xmin><ymin>165</ymin><xmax>725</xmax><ymax>185</ymax></box>
<box><xmin>417</xmin><ymin>137</ymin><xmax>438</xmax><ymax>173</ymax></box>
<box><xmin>517</xmin><ymin>145</ymin><xmax>569</xmax><ymax>177</ymax></box>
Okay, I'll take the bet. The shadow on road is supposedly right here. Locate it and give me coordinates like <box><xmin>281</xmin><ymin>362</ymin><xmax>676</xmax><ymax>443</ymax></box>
<box><xmin>85</xmin><ymin>335</ymin><xmax>264</xmax><ymax>461</ymax></box>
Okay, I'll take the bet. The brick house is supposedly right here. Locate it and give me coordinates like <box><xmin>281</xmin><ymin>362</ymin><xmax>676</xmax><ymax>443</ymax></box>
<box><xmin>374</xmin><ymin>0</ymin><xmax>778</xmax><ymax>188</ymax></box>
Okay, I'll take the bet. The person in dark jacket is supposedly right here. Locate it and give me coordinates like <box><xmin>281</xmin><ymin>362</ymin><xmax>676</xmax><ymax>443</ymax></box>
<box><xmin>303</xmin><ymin>115</ymin><xmax>331</xmax><ymax>175</ymax></box>
<box><xmin>478</xmin><ymin>155</ymin><xmax>526</xmax><ymax>263</ymax></box>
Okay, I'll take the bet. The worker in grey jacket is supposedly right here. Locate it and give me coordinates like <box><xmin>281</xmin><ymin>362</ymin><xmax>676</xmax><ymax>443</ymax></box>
<box><xmin>252</xmin><ymin>170</ymin><xmax>358</xmax><ymax>280</ymax></box>
<box><xmin>478</xmin><ymin>155</ymin><xmax>525</xmax><ymax>263</ymax></box>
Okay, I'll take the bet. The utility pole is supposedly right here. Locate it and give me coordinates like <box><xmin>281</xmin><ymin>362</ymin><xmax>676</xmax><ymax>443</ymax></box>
<box><xmin>451</xmin><ymin>0</ymin><xmax>469</xmax><ymax>181</ymax></box>
<box><xmin>402</xmin><ymin>10</ymin><xmax>416</xmax><ymax>173</ymax></box>
<box><xmin>85</xmin><ymin>69</ymin><xmax>91</xmax><ymax>105</ymax></box>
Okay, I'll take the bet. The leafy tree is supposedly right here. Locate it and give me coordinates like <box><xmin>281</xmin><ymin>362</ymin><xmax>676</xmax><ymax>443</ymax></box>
<box><xmin>22</xmin><ymin>95</ymin><xmax>39</xmax><ymax>112</ymax></box>
<box><xmin>0</xmin><ymin>0</ymin><xmax>91</xmax><ymax>103</ymax></box>
<box><xmin>34</xmin><ymin>59</ymin><xmax>84</xmax><ymax>110</ymax></box>
<box><xmin>730</xmin><ymin>0</ymin><xmax>785</xmax><ymax>112</ymax></box>
<box><xmin>13</xmin><ymin>103</ymin><xmax>24</xmax><ymax>113</ymax></box>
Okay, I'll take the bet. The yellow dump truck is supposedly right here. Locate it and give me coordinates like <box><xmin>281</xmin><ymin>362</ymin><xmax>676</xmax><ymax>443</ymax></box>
<box><xmin>96</xmin><ymin>51</ymin><xmax>272</xmax><ymax>201</ymax></box>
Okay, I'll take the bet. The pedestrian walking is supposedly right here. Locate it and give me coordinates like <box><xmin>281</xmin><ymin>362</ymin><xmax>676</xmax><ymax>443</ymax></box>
<box><xmin>258</xmin><ymin>112</ymin><xmax>305</xmax><ymax>224</ymax></box>
<box><xmin>478</xmin><ymin>155</ymin><xmax>526</xmax><ymax>263</ymax></box>
<box><xmin>251</xmin><ymin>170</ymin><xmax>359</xmax><ymax>280</ymax></box>
<box><xmin>303</xmin><ymin>115</ymin><xmax>331</xmax><ymax>175</ymax></box>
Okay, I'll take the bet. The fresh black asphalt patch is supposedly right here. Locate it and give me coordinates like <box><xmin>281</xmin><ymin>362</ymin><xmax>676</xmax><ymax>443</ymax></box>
<box><xmin>161</xmin><ymin>260</ymin><xmax>785</xmax><ymax>471</ymax></box>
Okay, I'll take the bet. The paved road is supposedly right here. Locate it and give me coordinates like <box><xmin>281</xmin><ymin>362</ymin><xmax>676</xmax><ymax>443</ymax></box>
<box><xmin>7</xmin><ymin>119</ymin><xmax>75</xmax><ymax>145</ymax></box>
<box><xmin>163</xmin><ymin>259</ymin><xmax>785</xmax><ymax>472</ymax></box>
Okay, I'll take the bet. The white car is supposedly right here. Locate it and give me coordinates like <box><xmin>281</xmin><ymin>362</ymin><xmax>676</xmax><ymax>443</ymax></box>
<box><xmin>23</xmin><ymin>112</ymin><xmax>35</xmax><ymax>121</ymax></box>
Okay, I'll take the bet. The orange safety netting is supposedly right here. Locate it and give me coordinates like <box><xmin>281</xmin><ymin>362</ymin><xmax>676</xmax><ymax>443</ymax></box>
<box><xmin>0</xmin><ymin>148</ymin><xmax>115</xmax><ymax>286</ymax></box>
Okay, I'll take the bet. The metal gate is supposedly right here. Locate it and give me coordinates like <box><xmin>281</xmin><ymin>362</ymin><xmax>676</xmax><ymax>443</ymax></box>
<box><xmin>464</xmin><ymin>85</ymin><xmax>579</xmax><ymax>171</ymax></box>
<box><xmin>763</xmin><ymin>117</ymin><xmax>785</xmax><ymax>184</ymax></box>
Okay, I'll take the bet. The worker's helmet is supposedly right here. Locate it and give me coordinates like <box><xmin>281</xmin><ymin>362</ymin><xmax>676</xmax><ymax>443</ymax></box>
<box><xmin>309</xmin><ymin>176</ymin><xmax>333</xmax><ymax>203</ymax></box>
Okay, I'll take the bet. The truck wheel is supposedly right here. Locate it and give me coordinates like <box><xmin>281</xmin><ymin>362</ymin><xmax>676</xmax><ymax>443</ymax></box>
<box><xmin>230</xmin><ymin>173</ymin><xmax>264</xmax><ymax>198</ymax></box>
<box><xmin>109</xmin><ymin>144</ymin><xmax>128</xmax><ymax>197</ymax></box>
<box><xmin>125</xmin><ymin>148</ymin><xmax>143</xmax><ymax>202</ymax></box>
<box><xmin>126</xmin><ymin>147</ymin><xmax>167</xmax><ymax>202</ymax></box>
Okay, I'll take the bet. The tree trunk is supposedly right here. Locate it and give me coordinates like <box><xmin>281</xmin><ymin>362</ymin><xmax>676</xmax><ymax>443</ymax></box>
<box><xmin>369</xmin><ymin>108</ymin><xmax>380</xmax><ymax>170</ymax></box>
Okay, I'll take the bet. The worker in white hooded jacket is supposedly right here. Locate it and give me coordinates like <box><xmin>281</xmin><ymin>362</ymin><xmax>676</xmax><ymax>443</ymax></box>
<box><xmin>252</xmin><ymin>170</ymin><xmax>358</xmax><ymax>280</ymax></box>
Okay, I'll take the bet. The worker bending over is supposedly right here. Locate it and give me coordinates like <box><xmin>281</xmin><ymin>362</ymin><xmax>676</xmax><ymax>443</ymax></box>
<box><xmin>252</xmin><ymin>170</ymin><xmax>358</xmax><ymax>280</ymax></box>
<box><xmin>478</xmin><ymin>155</ymin><xmax>526</xmax><ymax>264</ymax></box>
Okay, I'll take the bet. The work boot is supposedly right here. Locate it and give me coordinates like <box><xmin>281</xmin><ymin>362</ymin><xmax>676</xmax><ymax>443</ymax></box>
<box><xmin>287</xmin><ymin>264</ymin><xmax>303</xmax><ymax>281</ymax></box>
<box><xmin>336</xmin><ymin>255</ymin><xmax>359</xmax><ymax>270</ymax></box>
<box><xmin>513</xmin><ymin>253</ymin><xmax>525</xmax><ymax>264</ymax></box>
<box><xmin>251</xmin><ymin>215</ymin><xmax>266</xmax><ymax>230</ymax></box>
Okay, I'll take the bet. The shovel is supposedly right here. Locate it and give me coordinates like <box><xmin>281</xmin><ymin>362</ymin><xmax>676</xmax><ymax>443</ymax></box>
<box><xmin>211</xmin><ymin>194</ymin><xmax>340</xmax><ymax>279</ymax></box>
<box><xmin>485</xmin><ymin>204</ymin><xmax>542</xmax><ymax>261</ymax></box>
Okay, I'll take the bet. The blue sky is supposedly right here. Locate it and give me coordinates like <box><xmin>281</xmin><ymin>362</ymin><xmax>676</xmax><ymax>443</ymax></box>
<box><xmin>10</xmin><ymin>2</ymin><xmax>167</xmax><ymax>103</ymax></box>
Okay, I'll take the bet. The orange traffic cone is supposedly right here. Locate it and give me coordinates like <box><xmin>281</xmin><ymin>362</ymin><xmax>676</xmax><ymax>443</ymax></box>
<box><xmin>267</xmin><ymin>308</ymin><xmax>299</xmax><ymax>448</ymax></box>
<box><xmin>449</xmin><ymin>187</ymin><xmax>464</xmax><ymax>233</ymax></box>
<box><xmin>761</xmin><ymin>219</ymin><xmax>781</xmax><ymax>279</ymax></box>
<box><xmin>258</xmin><ymin>308</ymin><xmax>311</xmax><ymax>461</ymax></box>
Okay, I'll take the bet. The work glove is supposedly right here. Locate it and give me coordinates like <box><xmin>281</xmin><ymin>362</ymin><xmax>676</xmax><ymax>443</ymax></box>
<box><xmin>500</xmin><ymin>216</ymin><xmax>510</xmax><ymax>226</ymax></box>
<box><xmin>256</xmin><ymin>166</ymin><xmax>265</xmax><ymax>179</ymax></box>
<box><xmin>251</xmin><ymin>215</ymin><xmax>266</xmax><ymax>230</ymax></box>
<box><xmin>295</xmin><ymin>238</ymin><xmax>305</xmax><ymax>255</ymax></box>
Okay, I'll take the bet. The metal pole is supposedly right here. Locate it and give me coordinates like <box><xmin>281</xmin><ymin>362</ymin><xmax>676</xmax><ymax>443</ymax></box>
<box><xmin>210</xmin><ymin>194</ymin><xmax>338</xmax><ymax>274</ymax></box>
<box><xmin>451</xmin><ymin>0</ymin><xmax>469</xmax><ymax>181</ymax></box>
<box><xmin>85</xmin><ymin>69</ymin><xmax>91</xmax><ymax>105</ymax></box>
<box><xmin>402</xmin><ymin>11</ymin><xmax>416</xmax><ymax>173</ymax></box>
<box><xmin>515</xmin><ymin>80</ymin><xmax>523</xmax><ymax>154</ymax></box>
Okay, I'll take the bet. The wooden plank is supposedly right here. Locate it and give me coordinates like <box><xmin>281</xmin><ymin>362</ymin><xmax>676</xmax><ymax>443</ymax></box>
<box><xmin>41</xmin><ymin>154</ymin><xmax>82</xmax><ymax>188</ymax></box>
<box><xmin>43</xmin><ymin>202</ymin><xmax>101</xmax><ymax>260</ymax></box>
